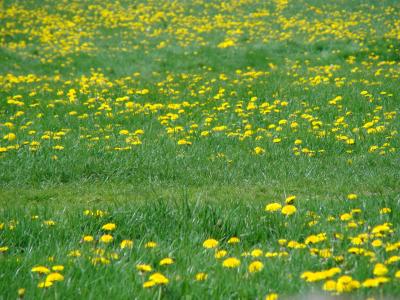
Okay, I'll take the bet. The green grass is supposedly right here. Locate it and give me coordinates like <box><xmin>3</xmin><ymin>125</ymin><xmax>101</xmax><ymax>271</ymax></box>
<box><xmin>1</xmin><ymin>0</ymin><xmax>400</xmax><ymax>298</ymax></box>
<box><xmin>0</xmin><ymin>184</ymin><xmax>399</xmax><ymax>299</ymax></box>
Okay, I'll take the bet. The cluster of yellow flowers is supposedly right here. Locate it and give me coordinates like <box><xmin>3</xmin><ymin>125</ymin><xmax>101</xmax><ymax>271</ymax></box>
<box><xmin>2</xmin><ymin>0</ymin><xmax>399</xmax><ymax>58</ymax></box>
<box><xmin>265</xmin><ymin>195</ymin><xmax>297</xmax><ymax>215</ymax></box>
<box><xmin>0</xmin><ymin>1</ymin><xmax>398</xmax><ymax>159</ymax></box>
<box><xmin>31</xmin><ymin>265</ymin><xmax>65</xmax><ymax>288</ymax></box>
<box><xmin>0</xmin><ymin>65</ymin><xmax>397</xmax><ymax>157</ymax></box>
<box><xmin>196</xmin><ymin>194</ymin><xmax>399</xmax><ymax>296</ymax></box>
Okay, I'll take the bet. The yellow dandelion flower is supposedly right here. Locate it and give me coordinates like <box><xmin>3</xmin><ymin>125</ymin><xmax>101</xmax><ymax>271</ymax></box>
<box><xmin>248</xmin><ymin>261</ymin><xmax>264</xmax><ymax>273</ymax></box>
<box><xmin>222</xmin><ymin>257</ymin><xmax>240</xmax><ymax>268</ymax></box>
<box><xmin>340</xmin><ymin>213</ymin><xmax>352</xmax><ymax>221</ymax></box>
<box><xmin>18</xmin><ymin>288</ymin><xmax>25</xmax><ymax>297</ymax></box>
<box><xmin>323</xmin><ymin>280</ymin><xmax>337</xmax><ymax>291</ymax></box>
<box><xmin>203</xmin><ymin>239</ymin><xmax>218</xmax><ymax>249</ymax></box>
<box><xmin>362</xmin><ymin>277</ymin><xmax>389</xmax><ymax>288</ymax></box>
<box><xmin>254</xmin><ymin>146</ymin><xmax>265</xmax><ymax>155</ymax></box>
<box><xmin>177</xmin><ymin>139</ymin><xmax>192</xmax><ymax>145</ymax></box>
<box><xmin>380</xmin><ymin>207</ymin><xmax>391</xmax><ymax>214</ymax></box>
<box><xmin>101</xmin><ymin>223</ymin><xmax>116</xmax><ymax>231</ymax></box>
<box><xmin>159</xmin><ymin>257</ymin><xmax>174</xmax><ymax>266</ymax></box>
<box><xmin>336</xmin><ymin>275</ymin><xmax>360</xmax><ymax>292</ymax></box>
<box><xmin>251</xmin><ymin>249</ymin><xmax>263</xmax><ymax>257</ymax></box>
<box><xmin>294</xmin><ymin>139</ymin><xmax>302</xmax><ymax>145</ymax></box>
<box><xmin>144</xmin><ymin>241</ymin><xmax>157</xmax><ymax>248</ymax></box>
<box><xmin>100</xmin><ymin>234</ymin><xmax>113</xmax><ymax>244</ymax></box>
<box><xmin>143</xmin><ymin>280</ymin><xmax>156</xmax><ymax>288</ymax></box>
<box><xmin>43</xmin><ymin>220</ymin><xmax>55</xmax><ymax>226</ymax></box>
<box><xmin>83</xmin><ymin>235</ymin><xmax>94</xmax><ymax>242</ymax></box>
<box><xmin>265</xmin><ymin>293</ymin><xmax>279</xmax><ymax>300</ymax></box>
<box><xmin>227</xmin><ymin>237</ymin><xmax>240</xmax><ymax>244</ymax></box>
<box><xmin>371</xmin><ymin>239</ymin><xmax>383</xmax><ymax>247</ymax></box>
<box><xmin>31</xmin><ymin>266</ymin><xmax>50</xmax><ymax>274</ymax></box>
<box><xmin>285</xmin><ymin>195</ymin><xmax>296</xmax><ymax>204</ymax></box>
<box><xmin>120</xmin><ymin>239</ymin><xmax>133</xmax><ymax>249</ymax></box>
<box><xmin>38</xmin><ymin>281</ymin><xmax>53</xmax><ymax>288</ymax></box>
<box><xmin>215</xmin><ymin>250</ymin><xmax>228</xmax><ymax>259</ymax></box>
<box><xmin>347</xmin><ymin>193</ymin><xmax>358</xmax><ymax>200</ymax></box>
<box><xmin>278</xmin><ymin>239</ymin><xmax>287</xmax><ymax>246</ymax></box>
<box><xmin>281</xmin><ymin>205</ymin><xmax>297</xmax><ymax>216</ymax></box>
<box><xmin>52</xmin><ymin>145</ymin><xmax>64</xmax><ymax>150</ymax></box>
<box><xmin>67</xmin><ymin>250</ymin><xmax>81</xmax><ymax>257</ymax></box>
<box><xmin>3</xmin><ymin>133</ymin><xmax>16</xmax><ymax>141</ymax></box>
<box><xmin>265</xmin><ymin>203</ymin><xmax>282</xmax><ymax>212</ymax></box>
<box><xmin>217</xmin><ymin>39</ymin><xmax>235</xmax><ymax>48</ymax></box>
<box><xmin>45</xmin><ymin>272</ymin><xmax>64</xmax><ymax>282</ymax></box>
<box><xmin>136</xmin><ymin>264</ymin><xmax>152</xmax><ymax>272</ymax></box>
<box><xmin>386</xmin><ymin>256</ymin><xmax>400</xmax><ymax>264</ymax></box>
<box><xmin>51</xmin><ymin>265</ymin><xmax>64</xmax><ymax>271</ymax></box>
<box><xmin>373</xmin><ymin>263</ymin><xmax>388</xmax><ymax>276</ymax></box>
<box><xmin>149</xmin><ymin>272</ymin><xmax>169</xmax><ymax>285</ymax></box>
<box><xmin>195</xmin><ymin>272</ymin><xmax>208</xmax><ymax>281</ymax></box>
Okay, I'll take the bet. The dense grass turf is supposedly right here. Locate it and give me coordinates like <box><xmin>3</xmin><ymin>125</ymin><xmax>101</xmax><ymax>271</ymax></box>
<box><xmin>1</xmin><ymin>185</ymin><xmax>399</xmax><ymax>299</ymax></box>
<box><xmin>1</xmin><ymin>0</ymin><xmax>399</xmax><ymax>299</ymax></box>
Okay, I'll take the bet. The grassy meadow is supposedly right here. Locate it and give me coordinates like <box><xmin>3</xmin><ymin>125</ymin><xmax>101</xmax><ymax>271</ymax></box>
<box><xmin>0</xmin><ymin>0</ymin><xmax>399</xmax><ymax>298</ymax></box>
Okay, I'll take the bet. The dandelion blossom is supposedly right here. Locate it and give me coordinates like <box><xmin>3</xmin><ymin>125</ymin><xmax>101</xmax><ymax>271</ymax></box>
<box><xmin>265</xmin><ymin>203</ymin><xmax>282</xmax><ymax>212</ymax></box>
<box><xmin>159</xmin><ymin>257</ymin><xmax>174</xmax><ymax>266</ymax></box>
<box><xmin>120</xmin><ymin>239</ymin><xmax>133</xmax><ymax>249</ymax></box>
<box><xmin>101</xmin><ymin>223</ymin><xmax>116</xmax><ymax>231</ymax></box>
<box><xmin>222</xmin><ymin>257</ymin><xmax>240</xmax><ymax>268</ymax></box>
<box><xmin>100</xmin><ymin>234</ymin><xmax>113</xmax><ymax>244</ymax></box>
<box><xmin>195</xmin><ymin>272</ymin><xmax>208</xmax><ymax>281</ymax></box>
<box><xmin>347</xmin><ymin>193</ymin><xmax>358</xmax><ymax>200</ymax></box>
<box><xmin>203</xmin><ymin>239</ymin><xmax>218</xmax><ymax>249</ymax></box>
<box><xmin>136</xmin><ymin>264</ymin><xmax>152</xmax><ymax>272</ymax></box>
<box><xmin>45</xmin><ymin>272</ymin><xmax>64</xmax><ymax>282</ymax></box>
<box><xmin>31</xmin><ymin>266</ymin><xmax>50</xmax><ymax>274</ymax></box>
<box><xmin>248</xmin><ymin>261</ymin><xmax>264</xmax><ymax>273</ymax></box>
<box><xmin>281</xmin><ymin>205</ymin><xmax>297</xmax><ymax>216</ymax></box>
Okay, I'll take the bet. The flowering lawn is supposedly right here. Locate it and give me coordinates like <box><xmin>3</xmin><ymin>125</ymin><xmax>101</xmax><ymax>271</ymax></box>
<box><xmin>1</xmin><ymin>186</ymin><xmax>399</xmax><ymax>298</ymax></box>
<box><xmin>1</xmin><ymin>0</ymin><xmax>399</xmax><ymax>298</ymax></box>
